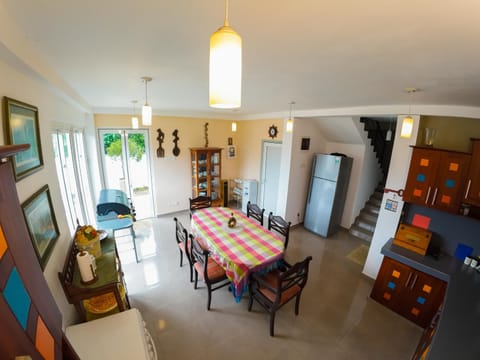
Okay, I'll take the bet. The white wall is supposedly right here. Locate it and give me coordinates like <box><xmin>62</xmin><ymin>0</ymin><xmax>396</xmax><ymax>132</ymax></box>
<box><xmin>279</xmin><ymin>119</ymin><xmax>327</xmax><ymax>224</ymax></box>
<box><xmin>0</xmin><ymin>55</ymin><xmax>94</xmax><ymax>327</ymax></box>
<box><xmin>363</xmin><ymin>115</ymin><xmax>420</xmax><ymax>279</ymax></box>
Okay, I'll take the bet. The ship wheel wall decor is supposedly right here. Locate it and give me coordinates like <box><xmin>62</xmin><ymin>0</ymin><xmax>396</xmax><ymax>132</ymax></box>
<box><xmin>268</xmin><ymin>125</ymin><xmax>278</xmax><ymax>139</ymax></box>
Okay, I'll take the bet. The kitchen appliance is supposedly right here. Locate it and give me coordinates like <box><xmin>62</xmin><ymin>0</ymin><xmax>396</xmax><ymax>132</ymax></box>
<box><xmin>241</xmin><ymin>179</ymin><xmax>258</xmax><ymax>214</ymax></box>
<box><xmin>304</xmin><ymin>153</ymin><xmax>353</xmax><ymax>237</ymax></box>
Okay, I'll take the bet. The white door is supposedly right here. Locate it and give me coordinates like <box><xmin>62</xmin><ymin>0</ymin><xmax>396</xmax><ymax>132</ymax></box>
<box><xmin>98</xmin><ymin>129</ymin><xmax>155</xmax><ymax>219</ymax></box>
<box><xmin>260</xmin><ymin>141</ymin><xmax>282</xmax><ymax>216</ymax></box>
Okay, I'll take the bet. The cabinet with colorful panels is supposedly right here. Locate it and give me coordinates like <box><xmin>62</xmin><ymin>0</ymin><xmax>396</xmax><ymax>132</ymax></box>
<box><xmin>370</xmin><ymin>256</ymin><xmax>446</xmax><ymax>328</ymax></box>
<box><xmin>403</xmin><ymin>147</ymin><xmax>471</xmax><ymax>213</ymax></box>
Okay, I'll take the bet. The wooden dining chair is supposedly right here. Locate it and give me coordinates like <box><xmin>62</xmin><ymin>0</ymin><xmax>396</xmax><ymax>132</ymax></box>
<box><xmin>190</xmin><ymin>235</ymin><xmax>231</xmax><ymax>310</ymax></box>
<box><xmin>174</xmin><ymin>217</ymin><xmax>193</xmax><ymax>282</ymax></box>
<box><xmin>268</xmin><ymin>212</ymin><xmax>292</xmax><ymax>250</ymax></box>
<box><xmin>189</xmin><ymin>196</ymin><xmax>212</xmax><ymax>218</ymax></box>
<box><xmin>247</xmin><ymin>201</ymin><xmax>265</xmax><ymax>226</ymax></box>
<box><xmin>248</xmin><ymin>256</ymin><xmax>313</xmax><ymax>336</ymax></box>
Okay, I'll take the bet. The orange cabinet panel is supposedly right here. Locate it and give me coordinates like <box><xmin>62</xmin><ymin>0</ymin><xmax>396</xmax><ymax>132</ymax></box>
<box><xmin>403</xmin><ymin>147</ymin><xmax>471</xmax><ymax>213</ymax></box>
<box><xmin>371</xmin><ymin>257</ymin><xmax>446</xmax><ymax>328</ymax></box>
<box><xmin>464</xmin><ymin>139</ymin><xmax>480</xmax><ymax>206</ymax></box>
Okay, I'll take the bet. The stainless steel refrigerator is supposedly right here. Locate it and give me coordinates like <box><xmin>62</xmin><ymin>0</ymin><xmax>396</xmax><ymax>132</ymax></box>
<box><xmin>304</xmin><ymin>153</ymin><xmax>353</xmax><ymax>237</ymax></box>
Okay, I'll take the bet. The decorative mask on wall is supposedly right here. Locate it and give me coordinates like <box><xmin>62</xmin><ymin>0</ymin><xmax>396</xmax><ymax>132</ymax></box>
<box><xmin>172</xmin><ymin>129</ymin><xmax>180</xmax><ymax>157</ymax></box>
<box><xmin>204</xmin><ymin>122</ymin><xmax>209</xmax><ymax>147</ymax></box>
<box><xmin>156</xmin><ymin>128</ymin><xmax>165</xmax><ymax>158</ymax></box>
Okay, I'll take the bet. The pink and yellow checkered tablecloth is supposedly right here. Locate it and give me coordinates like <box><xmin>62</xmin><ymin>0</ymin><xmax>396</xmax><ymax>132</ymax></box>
<box><xmin>191</xmin><ymin>207</ymin><xmax>284</xmax><ymax>300</ymax></box>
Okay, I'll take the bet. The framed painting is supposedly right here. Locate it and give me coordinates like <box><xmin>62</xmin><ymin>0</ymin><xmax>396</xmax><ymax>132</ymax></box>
<box><xmin>22</xmin><ymin>185</ymin><xmax>59</xmax><ymax>270</ymax></box>
<box><xmin>3</xmin><ymin>97</ymin><xmax>43</xmax><ymax>181</ymax></box>
<box><xmin>227</xmin><ymin>145</ymin><xmax>236</xmax><ymax>158</ymax></box>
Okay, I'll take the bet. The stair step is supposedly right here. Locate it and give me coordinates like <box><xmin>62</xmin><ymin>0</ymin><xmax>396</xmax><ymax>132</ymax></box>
<box><xmin>364</xmin><ymin>203</ymin><xmax>380</xmax><ymax>215</ymax></box>
<box><xmin>372</xmin><ymin>191</ymin><xmax>384</xmax><ymax>201</ymax></box>
<box><xmin>360</xmin><ymin>209</ymin><xmax>379</xmax><ymax>223</ymax></box>
<box><xmin>355</xmin><ymin>217</ymin><xmax>377</xmax><ymax>232</ymax></box>
<box><xmin>349</xmin><ymin>225</ymin><xmax>373</xmax><ymax>242</ymax></box>
<box><xmin>368</xmin><ymin>197</ymin><xmax>382</xmax><ymax>207</ymax></box>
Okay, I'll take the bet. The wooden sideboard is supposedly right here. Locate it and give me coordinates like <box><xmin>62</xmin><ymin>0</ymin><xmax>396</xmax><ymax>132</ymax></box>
<box><xmin>58</xmin><ymin>231</ymin><xmax>130</xmax><ymax>321</ymax></box>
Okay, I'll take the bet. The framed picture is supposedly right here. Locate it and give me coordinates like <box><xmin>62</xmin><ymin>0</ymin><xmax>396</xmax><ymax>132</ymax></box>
<box><xmin>227</xmin><ymin>145</ymin><xmax>236</xmax><ymax>158</ymax></box>
<box><xmin>3</xmin><ymin>97</ymin><xmax>43</xmax><ymax>181</ymax></box>
<box><xmin>22</xmin><ymin>185</ymin><xmax>59</xmax><ymax>270</ymax></box>
<box><xmin>301</xmin><ymin>137</ymin><xmax>310</xmax><ymax>150</ymax></box>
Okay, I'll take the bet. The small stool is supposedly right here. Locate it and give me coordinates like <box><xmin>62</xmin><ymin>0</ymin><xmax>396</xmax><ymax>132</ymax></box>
<box><xmin>97</xmin><ymin>215</ymin><xmax>139</xmax><ymax>263</ymax></box>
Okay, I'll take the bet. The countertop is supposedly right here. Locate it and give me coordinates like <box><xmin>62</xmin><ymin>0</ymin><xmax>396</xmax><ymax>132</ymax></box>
<box><xmin>381</xmin><ymin>239</ymin><xmax>480</xmax><ymax>359</ymax></box>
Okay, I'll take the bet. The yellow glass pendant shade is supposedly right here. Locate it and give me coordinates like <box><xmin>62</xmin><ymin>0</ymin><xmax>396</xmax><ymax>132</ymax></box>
<box><xmin>401</xmin><ymin>116</ymin><xmax>414</xmax><ymax>138</ymax></box>
<box><xmin>209</xmin><ymin>23</ymin><xmax>242</xmax><ymax>109</ymax></box>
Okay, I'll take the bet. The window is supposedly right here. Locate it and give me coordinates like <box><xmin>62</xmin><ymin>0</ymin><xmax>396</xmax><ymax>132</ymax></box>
<box><xmin>52</xmin><ymin>129</ymin><xmax>94</xmax><ymax>233</ymax></box>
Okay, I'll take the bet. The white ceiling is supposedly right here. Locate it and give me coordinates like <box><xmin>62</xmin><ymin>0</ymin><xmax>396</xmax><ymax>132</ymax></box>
<box><xmin>2</xmin><ymin>0</ymin><xmax>480</xmax><ymax>118</ymax></box>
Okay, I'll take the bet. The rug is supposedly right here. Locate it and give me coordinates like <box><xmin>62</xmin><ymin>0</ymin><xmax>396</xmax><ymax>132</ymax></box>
<box><xmin>346</xmin><ymin>244</ymin><xmax>370</xmax><ymax>266</ymax></box>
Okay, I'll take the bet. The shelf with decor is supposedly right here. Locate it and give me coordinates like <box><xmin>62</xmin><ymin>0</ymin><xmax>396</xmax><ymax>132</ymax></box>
<box><xmin>190</xmin><ymin>147</ymin><xmax>222</xmax><ymax>206</ymax></box>
<box><xmin>58</xmin><ymin>227</ymin><xmax>130</xmax><ymax>322</ymax></box>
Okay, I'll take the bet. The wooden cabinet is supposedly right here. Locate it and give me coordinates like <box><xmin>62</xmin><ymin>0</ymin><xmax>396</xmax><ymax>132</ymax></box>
<box><xmin>58</xmin><ymin>232</ymin><xmax>130</xmax><ymax>322</ymax></box>
<box><xmin>190</xmin><ymin>147</ymin><xmax>222</xmax><ymax>206</ymax></box>
<box><xmin>464</xmin><ymin>139</ymin><xmax>480</xmax><ymax>206</ymax></box>
<box><xmin>403</xmin><ymin>147</ymin><xmax>471</xmax><ymax>213</ymax></box>
<box><xmin>370</xmin><ymin>256</ymin><xmax>446</xmax><ymax>328</ymax></box>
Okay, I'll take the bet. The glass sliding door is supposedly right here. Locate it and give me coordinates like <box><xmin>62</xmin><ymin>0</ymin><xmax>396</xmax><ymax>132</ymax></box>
<box><xmin>98</xmin><ymin>129</ymin><xmax>154</xmax><ymax>219</ymax></box>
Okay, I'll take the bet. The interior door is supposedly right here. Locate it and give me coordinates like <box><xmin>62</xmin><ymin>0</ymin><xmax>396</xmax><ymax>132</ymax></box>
<box><xmin>260</xmin><ymin>141</ymin><xmax>282</xmax><ymax>216</ymax></box>
<box><xmin>98</xmin><ymin>129</ymin><xmax>155</xmax><ymax>219</ymax></box>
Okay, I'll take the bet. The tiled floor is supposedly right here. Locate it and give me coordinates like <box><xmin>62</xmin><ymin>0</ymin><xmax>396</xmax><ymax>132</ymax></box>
<box><xmin>118</xmin><ymin>211</ymin><xmax>422</xmax><ymax>360</ymax></box>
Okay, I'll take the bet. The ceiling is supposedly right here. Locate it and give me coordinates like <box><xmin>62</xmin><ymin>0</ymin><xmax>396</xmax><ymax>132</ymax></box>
<box><xmin>2</xmin><ymin>0</ymin><xmax>480</xmax><ymax>118</ymax></box>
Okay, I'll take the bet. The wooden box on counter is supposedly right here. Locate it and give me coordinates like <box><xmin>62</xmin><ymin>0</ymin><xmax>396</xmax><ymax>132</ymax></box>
<box><xmin>393</xmin><ymin>223</ymin><xmax>432</xmax><ymax>256</ymax></box>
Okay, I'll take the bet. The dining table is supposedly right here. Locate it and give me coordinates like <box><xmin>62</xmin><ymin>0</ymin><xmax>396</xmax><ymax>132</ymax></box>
<box><xmin>191</xmin><ymin>207</ymin><xmax>285</xmax><ymax>301</ymax></box>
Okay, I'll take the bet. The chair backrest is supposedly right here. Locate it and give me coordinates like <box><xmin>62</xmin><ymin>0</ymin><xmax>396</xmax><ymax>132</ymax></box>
<box><xmin>268</xmin><ymin>212</ymin><xmax>291</xmax><ymax>249</ymax></box>
<box><xmin>247</xmin><ymin>201</ymin><xmax>265</xmax><ymax>226</ymax></box>
<box><xmin>174</xmin><ymin>217</ymin><xmax>188</xmax><ymax>245</ymax></box>
<box><xmin>275</xmin><ymin>256</ymin><xmax>313</xmax><ymax>302</ymax></box>
<box><xmin>189</xmin><ymin>196</ymin><xmax>212</xmax><ymax>217</ymax></box>
<box><xmin>190</xmin><ymin>235</ymin><xmax>209</xmax><ymax>267</ymax></box>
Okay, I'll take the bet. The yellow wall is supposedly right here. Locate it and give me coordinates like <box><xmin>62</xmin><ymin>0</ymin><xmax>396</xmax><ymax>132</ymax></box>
<box><xmin>235</xmin><ymin>118</ymin><xmax>284</xmax><ymax>181</ymax></box>
<box><xmin>419</xmin><ymin>116</ymin><xmax>480</xmax><ymax>152</ymax></box>
<box><xmin>94</xmin><ymin>114</ymin><xmax>283</xmax><ymax>214</ymax></box>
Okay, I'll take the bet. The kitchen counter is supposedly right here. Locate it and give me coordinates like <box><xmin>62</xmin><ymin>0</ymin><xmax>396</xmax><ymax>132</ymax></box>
<box><xmin>381</xmin><ymin>239</ymin><xmax>480</xmax><ymax>359</ymax></box>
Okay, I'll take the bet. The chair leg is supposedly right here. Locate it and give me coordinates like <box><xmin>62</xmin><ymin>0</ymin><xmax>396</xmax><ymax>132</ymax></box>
<box><xmin>295</xmin><ymin>294</ymin><xmax>302</xmax><ymax>315</ymax></box>
<box><xmin>207</xmin><ymin>284</ymin><xmax>212</xmax><ymax>311</ymax></box>
<box><xmin>194</xmin><ymin>272</ymin><xmax>198</xmax><ymax>289</ymax></box>
<box><xmin>189</xmin><ymin>264</ymin><xmax>193</xmax><ymax>282</ymax></box>
<box><xmin>269</xmin><ymin>311</ymin><xmax>276</xmax><ymax>337</ymax></box>
<box><xmin>247</xmin><ymin>286</ymin><xmax>254</xmax><ymax>311</ymax></box>
<box><xmin>179</xmin><ymin>249</ymin><xmax>183</xmax><ymax>267</ymax></box>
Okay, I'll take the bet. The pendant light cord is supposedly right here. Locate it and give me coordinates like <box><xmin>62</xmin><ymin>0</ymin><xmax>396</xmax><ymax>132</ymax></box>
<box><xmin>144</xmin><ymin>79</ymin><xmax>149</xmax><ymax>106</ymax></box>
<box><xmin>224</xmin><ymin>0</ymin><xmax>230</xmax><ymax>26</ymax></box>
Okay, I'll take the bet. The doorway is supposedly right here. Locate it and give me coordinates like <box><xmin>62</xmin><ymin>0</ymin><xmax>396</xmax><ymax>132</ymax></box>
<box><xmin>98</xmin><ymin>129</ymin><xmax>155</xmax><ymax>219</ymax></box>
<box><xmin>260</xmin><ymin>141</ymin><xmax>282</xmax><ymax>216</ymax></box>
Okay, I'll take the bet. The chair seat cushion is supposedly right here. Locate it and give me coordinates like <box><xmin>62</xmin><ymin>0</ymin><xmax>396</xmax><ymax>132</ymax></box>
<box><xmin>194</xmin><ymin>258</ymin><xmax>226</xmax><ymax>282</ymax></box>
<box><xmin>257</xmin><ymin>270</ymin><xmax>301</xmax><ymax>305</ymax></box>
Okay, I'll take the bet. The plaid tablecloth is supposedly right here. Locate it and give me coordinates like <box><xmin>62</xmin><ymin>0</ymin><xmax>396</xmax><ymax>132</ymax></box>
<box><xmin>191</xmin><ymin>207</ymin><xmax>284</xmax><ymax>301</ymax></box>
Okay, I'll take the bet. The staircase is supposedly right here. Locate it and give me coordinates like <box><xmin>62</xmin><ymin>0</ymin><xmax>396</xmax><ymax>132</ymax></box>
<box><xmin>349</xmin><ymin>185</ymin><xmax>384</xmax><ymax>242</ymax></box>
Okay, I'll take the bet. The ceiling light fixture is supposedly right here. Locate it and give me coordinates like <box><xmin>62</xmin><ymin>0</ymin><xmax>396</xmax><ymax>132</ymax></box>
<box><xmin>231</xmin><ymin>121</ymin><xmax>237</xmax><ymax>132</ymax></box>
<box><xmin>286</xmin><ymin>101</ymin><xmax>295</xmax><ymax>132</ymax></box>
<box><xmin>141</xmin><ymin>76</ymin><xmax>152</xmax><ymax>126</ymax></box>
<box><xmin>401</xmin><ymin>88</ymin><xmax>417</xmax><ymax>138</ymax></box>
<box><xmin>209</xmin><ymin>0</ymin><xmax>242</xmax><ymax>109</ymax></box>
<box><xmin>131</xmin><ymin>100</ymin><xmax>139</xmax><ymax>129</ymax></box>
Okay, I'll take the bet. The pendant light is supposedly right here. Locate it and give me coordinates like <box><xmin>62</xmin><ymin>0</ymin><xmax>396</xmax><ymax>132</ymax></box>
<box><xmin>131</xmin><ymin>100</ymin><xmax>139</xmax><ymax>129</ymax></box>
<box><xmin>141</xmin><ymin>76</ymin><xmax>152</xmax><ymax>126</ymax></box>
<box><xmin>401</xmin><ymin>88</ymin><xmax>416</xmax><ymax>138</ymax></box>
<box><xmin>286</xmin><ymin>101</ymin><xmax>295</xmax><ymax>132</ymax></box>
<box><xmin>385</xmin><ymin>120</ymin><xmax>392</xmax><ymax>141</ymax></box>
<box><xmin>209</xmin><ymin>0</ymin><xmax>242</xmax><ymax>109</ymax></box>
<box><xmin>231</xmin><ymin>121</ymin><xmax>237</xmax><ymax>132</ymax></box>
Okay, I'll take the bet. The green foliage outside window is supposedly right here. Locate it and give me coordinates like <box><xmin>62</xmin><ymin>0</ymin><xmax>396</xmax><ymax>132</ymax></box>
<box><xmin>103</xmin><ymin>133</ymin><xmax>145</xmax><ymax>161</ymax></box>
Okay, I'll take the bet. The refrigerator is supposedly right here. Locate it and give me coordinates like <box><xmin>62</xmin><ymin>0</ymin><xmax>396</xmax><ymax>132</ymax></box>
<box><xmin>241</xmin><ymin>179</ymin><xmax>258</xmax><ymax>214</ymax></box>
<box><xmin>304</xmin><ymin>153</ymin><xmax>353</xmax><ymax>237</ymax></box>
